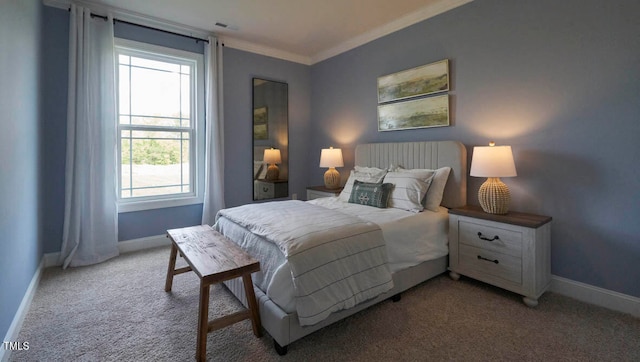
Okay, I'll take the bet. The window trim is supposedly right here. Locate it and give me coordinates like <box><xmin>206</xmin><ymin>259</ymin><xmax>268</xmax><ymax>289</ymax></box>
<box><xmin>115</xmin><ymin>38</ymin><xmax>205</xmax><ymax>213</ymax></box>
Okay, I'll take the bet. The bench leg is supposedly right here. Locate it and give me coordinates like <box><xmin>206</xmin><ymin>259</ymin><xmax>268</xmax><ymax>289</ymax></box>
<box><xmin>165</xmin><ymin>243</ymin><xmax>178</xmax><ymax>292</ymax></box>
<box><xmin>242</xmin><ymin>274</ymin><xmax>262</xmax><ymax>337</ymax></box>
<box><xmin>196</xmin><ymin>282</ymin><xmax>210</xmax><ymax>362</ymax></box>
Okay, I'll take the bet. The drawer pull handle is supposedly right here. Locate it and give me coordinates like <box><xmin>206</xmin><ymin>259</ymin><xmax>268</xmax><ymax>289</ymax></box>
<box><xmin>477</xmin><ymin>232</ymin><xmax>499</xmax><ymax>242</ymax></box>
<box><xmin>477</xmin><ymin>255</ymin><xmax>499</xmax><ymax>264</ymax></box>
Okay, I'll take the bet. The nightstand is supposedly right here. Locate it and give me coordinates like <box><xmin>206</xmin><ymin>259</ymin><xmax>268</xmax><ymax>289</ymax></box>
<box><xmin>448</xmin><ymin>205</ymin><xmax>552</xmax><ymax>307</ymax></box>
<box><xmin>254</xmin><ymin>179</ymin><xmax>288</xmax><ymax>199</ymax></box>
<box><xmin>306</xmin><ymin>185</ymin><xmax>343</xmax><ymax>200</ymax></box>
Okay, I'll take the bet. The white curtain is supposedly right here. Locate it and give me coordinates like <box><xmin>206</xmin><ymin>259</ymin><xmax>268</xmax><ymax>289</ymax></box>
<box><xmin>202</xmin><ymin>37</ymin><xmax>226</xmax><ymax>225</ymax></box>
<box><xmin>60</xmin><ymin>5</ymin><xmax>119</xmax><ymax>268</ymax></box>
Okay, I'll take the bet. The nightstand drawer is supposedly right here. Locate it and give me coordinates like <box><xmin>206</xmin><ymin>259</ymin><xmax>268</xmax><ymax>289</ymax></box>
<box><xmin>459</xmin><ymin>244</ymin><xmax>522</xmax><ymax>284</ymax></box>
<box><xmin>257</xmin><ymin>182</ymin><xmax>274</xmax><ymax>198</ymax></box>
<box><xmin>254</xmin><ymin>179</ymin><xmax>288</xmax><ymax>199</ymax></box>
<box><xmin>458</xmin><ymin>220</ymin><xmax>522</xmax><ymax>258</ymax></box>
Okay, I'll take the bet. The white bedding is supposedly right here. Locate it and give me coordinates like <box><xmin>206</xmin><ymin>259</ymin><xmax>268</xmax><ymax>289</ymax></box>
<box><xmin>309</xmin><ymin>197</ymin><xmax>449</xmax><ymax>271</ymax></box>
<box><xmin>216</xmin><ymin>200</ymin><xmax>393</xmax><ymax>326</ymax></box>
<box><xmin>215</xmin><ymin>197</ymin><xmax>449</xmax><ymax>315</ymax></box>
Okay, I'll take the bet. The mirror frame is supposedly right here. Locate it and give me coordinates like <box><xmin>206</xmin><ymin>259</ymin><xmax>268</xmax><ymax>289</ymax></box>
<box><xmin>252</xmin><ymin>77</ymin><xmax>289</xmax><ymax>200</ymax></box>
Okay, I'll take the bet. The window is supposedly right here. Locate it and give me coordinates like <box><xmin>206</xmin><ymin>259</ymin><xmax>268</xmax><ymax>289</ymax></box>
<box><xmin>115</xmin><ymin>39</ymin><xmax>204</xmax><ymax>212</ymax></box>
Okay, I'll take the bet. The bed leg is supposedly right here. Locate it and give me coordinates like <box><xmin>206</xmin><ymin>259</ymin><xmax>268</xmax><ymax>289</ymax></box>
<box><xmin>274</xmin><ymin>340</ymin><xmax>288</xmax><ymax>356</ymax></box>
<box><xmin>390</xmin><ymin>293</ymin><xmax>401</xmax><ymax>302</ymax></box>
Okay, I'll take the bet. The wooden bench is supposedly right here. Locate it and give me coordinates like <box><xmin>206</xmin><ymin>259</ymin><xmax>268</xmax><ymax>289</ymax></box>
<box><xmin>165</xmin><ymin>225</ymin><xmax>262</xmax><ymax>362</ymax></box>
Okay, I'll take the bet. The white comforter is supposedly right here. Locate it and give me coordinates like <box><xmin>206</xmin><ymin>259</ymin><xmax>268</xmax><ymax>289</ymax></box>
<box><xmin>309</xmin><ymin>197</ymin><xmax>449</xmax><ymax>271</ymax></box>
<box><xmin>216</xmin><ymin>200</ymin><xmax>394</xmax><ymax>326</ymax></box>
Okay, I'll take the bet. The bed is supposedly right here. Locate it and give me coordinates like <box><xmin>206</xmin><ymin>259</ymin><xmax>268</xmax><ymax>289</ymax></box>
<box><xmin>215</xmin><ymin>140</ymin><xmax>467</xmax><ymax>354</ymax></box>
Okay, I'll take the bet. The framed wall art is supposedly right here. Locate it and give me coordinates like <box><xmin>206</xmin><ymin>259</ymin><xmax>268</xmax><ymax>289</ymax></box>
<box><xmin>377</xmin><ymin>59</ymin><xmax>449</xmax><ymax>104</ymax></box>
<box><xmin>253</xmin><ymin>106</ymin><xmax>268</xmax><ymax>140</ymax></box>
<box><xmin>378</xmin><ymin>94</ymin><xmax>449</xmax><ymax>131</ymax></box>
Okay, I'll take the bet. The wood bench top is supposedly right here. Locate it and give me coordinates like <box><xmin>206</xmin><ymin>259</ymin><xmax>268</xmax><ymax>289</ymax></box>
<box><xmin>167</xmin><ymin>225</ymin><xmax>260</xmax><ymax>284</ymax></box>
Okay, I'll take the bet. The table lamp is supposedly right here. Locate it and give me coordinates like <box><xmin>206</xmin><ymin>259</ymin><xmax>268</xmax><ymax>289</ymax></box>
<box><xmin>263</xmin><ymin>148</ymin><xmax>282</xmax><ymax>181</ymax></box>
<box><xmin>470</xmin><ymin>142</ymin><xmax>517</xmax><ymax>214</ymax></box>
<box><xmin>319</xmin><ymin>147</ymin><xmax>344</xmax><ymax>189</ymax></box>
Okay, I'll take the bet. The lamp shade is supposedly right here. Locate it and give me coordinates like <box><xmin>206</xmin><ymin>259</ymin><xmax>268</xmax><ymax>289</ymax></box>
<box><xmin>470</xmin><ymin>145</ymin><xmax>517</xmax><ymax>177</ymax></box>
<box><xmin>319</xmin><ymin>147</ymin><xmax>344</xmax><ymax>168</ymax></box>
<box><xmin>263</xmin><ymin>148</ymin><xmax>282</xmax><ymax>164</ymax></box>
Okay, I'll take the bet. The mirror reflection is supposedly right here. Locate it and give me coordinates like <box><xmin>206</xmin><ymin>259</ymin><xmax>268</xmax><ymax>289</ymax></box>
<box><xmin>253</xmin><ymin>78</ymin><xmax>288</xmax><ymax>200</ymax></box>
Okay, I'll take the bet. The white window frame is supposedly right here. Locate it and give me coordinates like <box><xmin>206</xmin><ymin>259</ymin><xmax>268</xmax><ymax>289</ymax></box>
<box><xmin>115</xmin><ymin>38</ymin><xmax>205</xmax><ymax>213</ymax></box>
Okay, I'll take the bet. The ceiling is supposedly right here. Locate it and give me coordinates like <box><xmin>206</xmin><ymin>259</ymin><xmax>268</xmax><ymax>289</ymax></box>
<box><xmin>68</xmin><ymin>0</ymin><xmax>473</xmax><ymax>64</ymax></box>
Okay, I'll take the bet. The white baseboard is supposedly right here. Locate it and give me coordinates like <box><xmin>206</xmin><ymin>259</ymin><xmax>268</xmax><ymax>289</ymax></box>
<box><xmin>117</xmin><ymin>234</ymin><xmax>170</xmax><ymax>254</ymax></box>
<box><xmin>550</xmin><ymin>275</ymin><xmax>640</xmax><ymax>318</ymax></box>
<box><xmin>43</xmin><ymin>234</ymin><xmax>169</xmax><ymax>267</ymax></box>
<box><xmin>1</xmin><ymin>259</ymin><xmax>44</xmax><ymax>362</ymax></box>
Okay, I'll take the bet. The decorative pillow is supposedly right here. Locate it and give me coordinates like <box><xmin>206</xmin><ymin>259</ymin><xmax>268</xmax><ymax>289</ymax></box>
<box><xmin>424</xmin><ymin>167</ymin><xmax>451</xmax><ymax>211</ymax></box>
<box><xmin>348</xmin><ymin>181</ymin><xmax>393</xmax><ymax>208</ymax></box>
<box><xmin>395</xmin><ymin>166</ymin><xmax>451</xmax><ymax>212</ymax></box>
<box><xmin>339</xmin><ymin>166</ymin><xmax>388</xmax><ymax>201</ymax></box>
<box><xmin>383</xmin><ymin>169</ymin><xmax>435</xmax><ymax>213</ymax></box>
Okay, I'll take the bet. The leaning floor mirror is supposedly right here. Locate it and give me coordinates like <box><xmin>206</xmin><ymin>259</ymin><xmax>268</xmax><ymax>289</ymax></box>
<box><xmin>252</xmin><ymin>78</ymin><xmax>288</xmax><ymax>200</ymax></box>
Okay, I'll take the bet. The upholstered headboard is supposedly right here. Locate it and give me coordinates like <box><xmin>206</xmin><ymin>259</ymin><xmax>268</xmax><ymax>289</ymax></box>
<box><xmin>355</xmin><ymin>141</ymin><xmax>467</xmax><ymax>209</ymax></box>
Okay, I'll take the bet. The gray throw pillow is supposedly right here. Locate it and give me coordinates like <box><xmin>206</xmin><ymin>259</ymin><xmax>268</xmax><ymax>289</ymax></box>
<box><xmin>348</xmin><ymin>180</ymin><xmax>393</xmax><ymax>208</ymax></box>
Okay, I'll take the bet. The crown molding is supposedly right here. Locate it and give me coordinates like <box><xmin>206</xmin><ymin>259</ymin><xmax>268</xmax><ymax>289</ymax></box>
<box><xmin>221</xmin><ymin>37</ymin><xmax>312</xmax><ymax>65</ymax></box>
<box><xmin>311</xmin><ymin>0</ymin><xmax>474</xmax><ymax>64</ymax></box>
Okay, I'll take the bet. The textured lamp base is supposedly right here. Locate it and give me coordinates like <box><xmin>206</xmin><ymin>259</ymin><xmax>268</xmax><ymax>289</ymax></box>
<box><xmin>265</xmin><ymin>164</ymin><xmax>279</xmax><ymax>181</ymax></box>
<box><xmin>324</xmin><ymin>167</ymin><xmax>341</xmax><ymax>189</ymax></box>
<box><xmin>478</xmin><ymin>177</ymin><xmax>510</xmax><ymax>214</ymax></box>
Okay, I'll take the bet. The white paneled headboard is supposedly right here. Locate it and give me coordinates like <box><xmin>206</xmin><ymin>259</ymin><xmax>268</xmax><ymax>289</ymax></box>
<box><xmin>355</xmin><ymin>141</ymin><xmax>467</xmax><ymax>209</ymax></box>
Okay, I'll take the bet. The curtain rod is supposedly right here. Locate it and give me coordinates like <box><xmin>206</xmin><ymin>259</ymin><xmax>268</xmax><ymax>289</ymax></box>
<box><xmin>116</xmin><ymin>18</ymin><xmax>209</xmax><ymax>44</ymax></box>
<box><xmin>84</xmin><ymin>10</ymin><xmax>210</xmax><ymax>44</ymax></box>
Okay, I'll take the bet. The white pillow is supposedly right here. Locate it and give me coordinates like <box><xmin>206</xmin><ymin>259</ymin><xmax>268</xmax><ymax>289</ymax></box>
<box><xmin>383</xmin><ymin>169</ymin><xmax>435</xmax><ymax>213</ymax></box>
<box><xmin>339</xmin><ymin>166</ymin><xmax>388</xmax><ymax>201</ymax></box>
<box><xmin>424</xmin><ymin>167</ymin><xmax>451</xmax><ymax>211</ymax></box>
<box><xmin>395</xmin><ymin>166</ymin><xmax>451</xmax><ymax>211</ymax></box>
<box><xmin>253</xmin><ymin>161</ymin><xmax>265</xmax><ymax>180</ymax></box>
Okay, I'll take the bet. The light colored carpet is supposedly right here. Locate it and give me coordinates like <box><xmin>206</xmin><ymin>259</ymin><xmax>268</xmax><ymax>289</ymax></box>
<box><xmin>11</xmin><ymin>246</ymin><xmax>640</xmax><ymax>361</ymax></box>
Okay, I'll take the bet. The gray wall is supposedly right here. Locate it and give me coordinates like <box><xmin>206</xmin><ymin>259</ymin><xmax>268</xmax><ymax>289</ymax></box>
<box><xmin>309</xmin><ymin>0</ymin><xmax>640</xmax><ymax>297</ymax></box>
<box><xmin>38</xmin><ymin>7</ymin><xmax>311</xmax><ymax>247</ymax></box>
<box><xmin>40</xmin><ymin>5</ymin><xmax>68</xmax><ymax>253</ymax></box>
<box><xmin>223</xmin><ymin>47</ymin><xmax>311</xmax><ymax>207</ymax></box>
<box><xmin>0</xmin><ymin>0</ymin><xmax>42</xmax><ymax>343</ymax></box>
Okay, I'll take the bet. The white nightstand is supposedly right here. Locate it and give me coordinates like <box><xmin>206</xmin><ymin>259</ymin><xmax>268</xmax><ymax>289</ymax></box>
<box><xmin>306</xmin><ymin>185</ymin><xmax>343</xmax><ymax>200</ymax></box>
<box><xmin>448</xmin><ymin>205</ymin><xmax>552</xmax><ymax>307</ymax></box>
